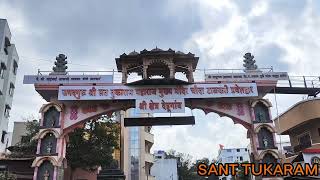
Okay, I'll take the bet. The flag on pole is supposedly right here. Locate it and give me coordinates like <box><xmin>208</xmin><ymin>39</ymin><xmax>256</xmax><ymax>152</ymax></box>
<box><xmin>219</xmin><ymin>144</ymin><xmax>224</xmax><ymax>150</ymax></box>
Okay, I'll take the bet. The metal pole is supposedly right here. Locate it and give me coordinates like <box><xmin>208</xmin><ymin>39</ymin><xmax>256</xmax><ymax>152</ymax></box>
<box><xmin>288</xmin><ymin>76</ymin><xmax>292</xmax><ymax>87</ymax></box>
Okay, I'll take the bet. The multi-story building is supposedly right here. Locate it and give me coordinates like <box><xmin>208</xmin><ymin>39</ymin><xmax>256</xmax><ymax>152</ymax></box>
<box><xmin>216</xmin><ymin>147</ymin><xmax>250</xmax><ymax>180</ymax></box>
<box><xmin>10</xmin><ymin>121</ymin><xmax>28</xmax><ymax>147</ymax></box>
<box><xmin>217</xmin><ymin>147</ymin><xmax>250</xmax><ymax>164</ymax></box>
<box><xmin>151</xmin><ymin>150</ymin><xmax>178</xmax><ymax>180</ymax></box>
<box><xmin>0</xmin><ymin>19</ymin><xmax>19</xmax><ymax>153</ymax></box>
<box><xmin>120</xmin><ymin>109</ymin><xmax>155</xmax><ymax>180</ymax></box>
<box><xmin>275</xmin><ymin>98</ymin><xmax>320</xmax><ymax>165</ymax></box>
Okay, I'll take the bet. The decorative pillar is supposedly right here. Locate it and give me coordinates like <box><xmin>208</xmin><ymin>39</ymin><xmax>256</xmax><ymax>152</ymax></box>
<box><xmin>32</xmin><ymin>104</ymin><xmax>64</xmax><ymax>180</ymax></box>
<box><xmin>169</xmin><ymin>62</ymin><xmax>175</xmax><ymax>79</ymax></box>
<box><xmin>122</xmin><ymin>66</ymin><xmax>127</xmax><ymax>84</ymax></box>
<box><xmin>250</xmin><ymin>99</ymin><xmax>280</xmax><ymax>163</ymax></box>
<box><xmin>187</xmin><ymin>65</ymin><xmax>194</xmax><ymax>83</ymax></box>
<box><xmin>53</xmin><ymin>166</ymin><xmax>57</xmax><ymax>180</ymax></box>
<box><xmin>143</xmin><ymin>65</ymin><xmax>148</xmax><ymax>79</ymax></box>
<box><xmin>33</xmin><ymin>167</ymin><xmax>38</xmax><ymax>180</ymax></box>
<box><xmin>36</xmin><ymin>139</ymin><xmax>41</xmax><ymax>154</ymax></box>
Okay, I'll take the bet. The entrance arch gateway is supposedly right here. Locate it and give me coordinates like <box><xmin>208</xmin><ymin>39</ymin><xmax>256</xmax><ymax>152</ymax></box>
<box><xmin>24</xmin><ymin>50</ymin><xmax>289</xmax><ymax>179</ymax></box>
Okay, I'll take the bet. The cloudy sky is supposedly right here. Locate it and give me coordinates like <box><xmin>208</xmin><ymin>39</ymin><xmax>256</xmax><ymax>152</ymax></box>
<box><xmin>2</xmin><ymin>0</ymin><xmax>320</xmax><ymax>160</ymax></box>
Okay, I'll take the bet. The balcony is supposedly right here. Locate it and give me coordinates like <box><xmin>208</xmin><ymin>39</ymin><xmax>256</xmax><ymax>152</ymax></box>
<box><xmin>144</xmin><ymin>131</ymin><xmax>154</xmax><ymax>144</ymax></box>
<box><xmin>145</xmin><ymin>153</ymin><xmax>154</xmax><ymax>163</ymax></box>
<box><xmin>294</xmin><ymin>143</ymin><xmax>311</xmax><ymax>153</ymax></box>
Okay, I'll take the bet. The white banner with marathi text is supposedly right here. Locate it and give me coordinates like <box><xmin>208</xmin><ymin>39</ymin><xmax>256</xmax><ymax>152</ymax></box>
<box><xmin>58</xmin><ymin>83</ymin><xmax>258</xmax><ymax>100</ymax></box>
<box><xmin>136</xmin><ymin>99</ymin><xmax>185</xmax><ymax>113</ymax></box>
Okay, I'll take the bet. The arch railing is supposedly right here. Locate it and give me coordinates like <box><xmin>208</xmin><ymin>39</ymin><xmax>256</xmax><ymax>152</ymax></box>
<box><xmin>36</xmin><ymin>68</ymin><xmax>320</xmax><ymax>92</ymax></box>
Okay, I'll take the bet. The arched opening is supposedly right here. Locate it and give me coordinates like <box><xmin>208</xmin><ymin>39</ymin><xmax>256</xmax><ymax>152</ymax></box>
<box><xmin>152</xmin><ymin>108</ymin><xmax>250</xmax><ymax>161</ymax></box>
<box><xmin>37</xmin><ymin>160</ymin><xmax>54</xmax><ymax>180</ymax></box>
<box><xmin>147</xmin><ymin>61</ymin><xmax>170</xmax><ymax>79</ymax></box>
<box><xmin>40</xmin><ymin>132</ymin><xmax>57</xmax><ymax>155</ymax></box>
<box><xmin>127</xmin><ymin>64</ymin><xmax>143</xmax><ymax>83</ymax></box>
<box><xmin>174</xmin><ymin>65</ymin><xmax>189</xmax><ymax>81</ymax></box>
<box><xmin>254</xmin><ymin>124</ymin><xmax>275</xmax><ymax>134</ymax></box>
<box><xmin>43</xmin><ymin>106</ymin><xmax>60</xmax><ymax>128</ymax></box>
<box><xmin>257</xmin><ymin>127</ymin><xmax>275</xmax><ymax>149</ymax></box>
<box><xmin>38</xmin><ymin>129</ymin><xmax>59</xmax><ymax>139</ymax></box>
<box><xmin>254</xmin><ymin>102</ymin><xmax>270</xmax><ymax>123</ymax></box>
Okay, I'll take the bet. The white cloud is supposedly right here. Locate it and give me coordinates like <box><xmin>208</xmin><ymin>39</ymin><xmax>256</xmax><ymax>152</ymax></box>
<box><xmin>154</xmin><ymin>0</ymin><xmax>320</xmax><ymax>160</ymax></box>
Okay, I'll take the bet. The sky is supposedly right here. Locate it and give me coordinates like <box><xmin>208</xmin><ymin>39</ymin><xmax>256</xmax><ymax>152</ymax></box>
<box><xmin>2</xmin><ymin>0</ymin><xmax>320</xmax><ymax>160</ymax></box>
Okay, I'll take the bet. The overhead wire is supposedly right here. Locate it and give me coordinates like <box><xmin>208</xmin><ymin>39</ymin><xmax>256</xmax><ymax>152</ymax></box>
<box><xmin>273</xmin><ymin>87</ymin><xmax>283</xmax><ymax>159</ymax></box>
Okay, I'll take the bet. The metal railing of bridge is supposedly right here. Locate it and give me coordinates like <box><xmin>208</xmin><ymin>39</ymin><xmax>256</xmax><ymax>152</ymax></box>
<box><xmin>37</xmin><ymin>68</ymin><xmax>320</xmax><ymax>90</ymax></box>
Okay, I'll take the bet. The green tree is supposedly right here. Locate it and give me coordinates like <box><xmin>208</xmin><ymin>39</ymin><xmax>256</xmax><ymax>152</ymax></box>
<box><xmin>166</xmin><ymin>150</ymin><xmax>217</xmax><ymax>180</ymax></box>
<box><xmin>237</xmin><ymin>161</ymin><xmax>251</xmax><ymax>180</ymax></box>
<box><xmin>7</xmin><ymin>120</ymin><xmax>39</xmax><ymax>158</ymax></box>
<box><xmin>166</xmin><ymin>150</ymin><xmax>196</xmax><ymax>180</ymax></box>
<box><xmin>8</xmin><ymin>115</ymin><xmax>120</xmax><ymax>177</ymax></box>
<box><xmin>0</xmin><ymin>171</ymin><xmax>17</xmax><ymax>180</ymax></box>
<box><xmin>66</xmin><ymin>115</ymin><xmax>120</xmax><ymax>177</ymax></box>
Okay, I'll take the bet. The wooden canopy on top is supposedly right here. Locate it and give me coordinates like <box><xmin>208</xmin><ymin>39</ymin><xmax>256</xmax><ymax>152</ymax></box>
<box><xmin>115</xmin><ymin>48</ymin><xmax>199</xmax><ymax>83</ymax></box>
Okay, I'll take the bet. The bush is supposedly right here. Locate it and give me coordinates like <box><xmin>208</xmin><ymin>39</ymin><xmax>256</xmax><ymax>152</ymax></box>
<box><xmin>0</xmin><ymin>171</ymin><xmax>17</xmax><ymax>180</ymax></box>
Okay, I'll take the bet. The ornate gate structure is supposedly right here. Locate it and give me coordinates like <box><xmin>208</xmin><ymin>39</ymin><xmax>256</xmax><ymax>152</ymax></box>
<box><xmin>24</xmin><ymin>48</ymin><xmax>305</xmax><ymax>179</ymax></box>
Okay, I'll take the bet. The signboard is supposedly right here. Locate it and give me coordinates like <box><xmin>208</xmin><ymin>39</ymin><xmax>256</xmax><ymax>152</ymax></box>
<box><xmin>23</xmin><ymin>75</ymin><xmax>113</xmax><ymax>84</ymax></box>
<box><xmin>58</xmin><ymin>83</ymin><xmax>258</xmax><ymax>100</ymax></box>
<box><xmin>205</xmin><ymin>72</ymin><xmax>288</xmax><ymax>82</ymax></box>
<box><xmin>136</xmin><ymin>99</ymin><xmax>185</xmax><ymax>113</ymax></box>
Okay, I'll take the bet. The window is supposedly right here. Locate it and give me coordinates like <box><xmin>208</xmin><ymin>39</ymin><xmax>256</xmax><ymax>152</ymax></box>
<box><xmin>0</xmin><ymin>62</ymin><xmax>6</xmax><ymax>79</ymax></box>
<box><xmin>237</xmin><ymin>149</ymin><xmax>240</xmax><ymax>152</ymax></box>
<box><xmin>254</xmin><ymin>102</ymin><xmax>270</xmax><ymax>122</ymax></box>
<box><xmin>318</xmin><ymin>128</ymin><xmax>320</xmax><ymax>136</ymax></box>
<box><xmin>298</xmin><ymin>133</ymin><xmax>311</xmax><ymax>147</ymax></box>
<box><xmin>43</xmin><ymin>107</ymin><xmax>60</xmax><ymax>128</ymax></box>
<box><xmin>13</xmin><ymin>60</ymin><xmax>18</xmax><ymax>75</ymax></box>
<box><xmin>245</xmin><ymin>148</ymin><xmax>248</xmax><ymax>151</ymax></box>
<box><xmin>1</xmin><ymin>131</ymin><xmax>6</xmax><ymax>143</ymax></box>
<box><xmin>4</xmin><ymin>104</ymin><xmax>10</xmax><ymax>117</ymax></box>
<box><xmin>240</xmin><ymin>156</ymin><xmax>243</xmax><ymax>161</ymax></box>
<box><xmin>4</xmin><ymin>37</ymin><xmax>10</xmax><ymax>55</ymax></box>
<box><xmin>258</xmin><ymin>127</ymin><xmax>275</xmax><ymax>149</ymax></box>
<box><xmin>9</xmin><ymin>83</ymin><xmax>14</xmax><ymax>96</ymax></box>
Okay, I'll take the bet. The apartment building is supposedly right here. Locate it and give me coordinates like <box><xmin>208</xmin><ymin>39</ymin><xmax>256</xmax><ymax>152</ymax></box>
<box><xmin>151</xmin><ymin>150</ymin><xmax>178</xmax><ymax>180</ymax></box>
<box><xmin>0</xmin><ymin>19</ymin><xmax>19</xmax><ymax>153</ymax></box>
<box><xmin>120</xmin><ymin>109</ymin><xmax>155</xmax><ymax>180</ymax></box>
<box><xmin>275</xmin><ymin>98</ymin><xmax>320</xmax><ymax>164</ymax></box>
<box><xmin>217</xmin><ymin>147</ymin><xmax>250</xmax><ymax>180</ymax></box>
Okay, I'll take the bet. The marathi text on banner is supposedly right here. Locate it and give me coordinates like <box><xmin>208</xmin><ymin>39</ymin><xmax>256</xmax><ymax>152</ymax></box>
<box><xmin>23</xmin><ymin>75</ymin><xmax>113</xmax><ymax>84</ymax></box>
<box><xmin>58</xmin><ymin>83</ymin><xmax>258</xmax><ymax>100</ymax></box>
<box><xmin>136</xmin><ymin>99</ymin><xmax>185</xmax><ymax>113</ymax></box>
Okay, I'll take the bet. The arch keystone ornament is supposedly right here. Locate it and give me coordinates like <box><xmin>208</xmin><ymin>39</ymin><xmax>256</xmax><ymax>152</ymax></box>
<box><xmin>24</xmin><ymin>50</ymin><xmax>292</xmax><ymax>179</ymax></box>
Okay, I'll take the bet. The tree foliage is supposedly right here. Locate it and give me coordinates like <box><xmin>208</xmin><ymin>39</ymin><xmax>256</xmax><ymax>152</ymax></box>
<box><xmin>66</xmin><ymin>115</ymin><xmax>120</xmax><ymax>171</ymax></box>
<box><xmin>166</xmin><ymin>150</ymin><xmax>218</xmax><ymax>180</ymax></box>
<box><xmin>0</xmin><ymin>171</ymin><xmax>17</xmax><ymax>180</ymax></box>
<box><xmin>8</xmin><ymin>115</ymin><xmax>120</xmax><ymax>172</ymax></box>
<box><xmin>7</xmin><ymin>120</ymin><xmax>39</xmax><ymax>158</ymax></box>
<box><xmin>237</xmin><ymin>161</ymin><xmax>251</xmax><ymax>180</ymax></box>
